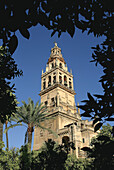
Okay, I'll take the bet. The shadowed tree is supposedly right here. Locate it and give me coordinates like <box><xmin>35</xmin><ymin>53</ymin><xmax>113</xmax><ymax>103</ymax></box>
<box><xmin>32</xmin><ymin>139</ymin><xmax>67</xmax><ymax>170</ymax></box>
<box><xmin>0</xmin><ymin>46</ymin><xmax>22</xmax><ymax>124</ymax></box>
<box><xmin>81</xmin><ymin>124</ymin><xmax>114</xmax><ymax>170</ymax></box>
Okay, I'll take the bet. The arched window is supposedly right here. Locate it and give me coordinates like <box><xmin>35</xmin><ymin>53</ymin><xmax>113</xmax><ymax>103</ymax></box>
<box><xmin>59</xmin><ymin>76</ymin><xmax>62</xmax><ymax>84</ymax></box>
<box><xmin>48</xmin><ymin>76</ymin><xmax>51</xmax><ymax>87</ymax></box>
<box><xmin>62</xmin><ymin>136</ymin><xmax>70</xmax><ymax>145</ymax></box>
<box><xmin>81</xmin><ymin>123</ymin><xmax>84</xmax><ymax>129</ymax></box>
<box><xmin>53</xmin><ymin>76</ymin><xmax>56</xmax><ymax>84</ymax></box>
<box><xmin>82</xmin><ymin>138</ymin><xmax>85</xmax><ymax>143</ymax></box>
<box><xmin>59</xmin><ymin>63</ymin><xmax>62</xmax><ymax>68</ymax></box>
<box><xmin>52</xmin><ymin>63</ymin><xmax>54</xmax><ymax>68</ymax></box>
<box><xmin>43</xmin><ymin>79</ymin><xmax>46</xmax><ymax>89</ymax></box>
<box><xmin>64</xmin><ymin>75</ymin><xmax>67</xmax><ymax>86</ymax></box>
<box><xmin>69</xmin><ymin>81</ymin><xmax>72</xmax><ymax>89</ymax></box>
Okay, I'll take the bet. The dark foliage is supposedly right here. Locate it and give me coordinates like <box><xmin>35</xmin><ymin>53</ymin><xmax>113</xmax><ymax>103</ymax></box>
<box><xmin>0</xmin><ymin>0</ymin><xmax>113</xmax><ymax>129</ymax></box>
<box><xmin>0</xmin><ymin>47</ymin><xmax>22</xmax><ymax>123</ymax></box>
<box><xmin>19</xmin><ymin>145</ymin><xmax>31</xmax><ymax>170</ymax></box>
<box><xmin>0</xmin><ymin>0</ymin><xmax>113</xmax><ymax>52</ymax></box>
<box><xmin>32</xmin><ymin>139</ymin><xmax>68</xmax><ymax>170</ymax></box>
<box><xmin>81</xmin><ymin>124</ymin><xmax>114</xmax><ymax>170</ymax></box>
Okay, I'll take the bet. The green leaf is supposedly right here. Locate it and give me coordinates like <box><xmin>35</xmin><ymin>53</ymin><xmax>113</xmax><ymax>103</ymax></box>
<box><xmin>4</xmin><ymin>123</ymin><xmax>22</xmax><ymax>133</ymax></box>
<box><xmin>94</xmin><ymin>123</ymin><xmax>103</xmax><ymax>132</ymax></box>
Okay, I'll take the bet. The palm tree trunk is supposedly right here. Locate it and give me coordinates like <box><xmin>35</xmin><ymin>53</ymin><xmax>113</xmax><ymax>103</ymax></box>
<box><xmin>28</xmin><ymin>124</ymin><xmax>33</xmax><ymax>151</ymax></box>
<box><xmin>0</xmin><ymin>121</ymin><xmax>3</xmax><ymax>141</ymax></box>
<box><xmin>5</xmin><ymin>120</ymin><xmax>9</xmax><ymax>150</ymax></box>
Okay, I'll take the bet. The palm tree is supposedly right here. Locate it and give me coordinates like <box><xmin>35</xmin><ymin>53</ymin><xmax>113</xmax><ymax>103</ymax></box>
<box><xmin>5</xmin><ymin>98</ymin><xmax>54</xmax><ymax>151</ymax></box>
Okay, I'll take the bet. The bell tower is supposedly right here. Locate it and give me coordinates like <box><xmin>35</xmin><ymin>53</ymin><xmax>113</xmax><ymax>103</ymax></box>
<box><xmin>40</xmin><ymin>42</ymin><xmax>78</xmax><ymax>116</ymax></box>
<box><xmin>33</xmin><ymin>43</ymin><xmax>96</xmax><ymax>158</ymax></box>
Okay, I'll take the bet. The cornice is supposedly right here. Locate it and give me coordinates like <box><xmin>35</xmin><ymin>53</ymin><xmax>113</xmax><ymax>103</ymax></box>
<box><xmin>39</xmin><ymin>82</ymin><xmax>76</xmax><ymax>96</ymax></box>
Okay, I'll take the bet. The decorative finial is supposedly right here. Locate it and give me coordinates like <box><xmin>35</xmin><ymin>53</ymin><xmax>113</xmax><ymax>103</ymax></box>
<box><xmin>54</xmin><ymin>42</ymin><xmax>57</xmax><ymax>47</ymax></box>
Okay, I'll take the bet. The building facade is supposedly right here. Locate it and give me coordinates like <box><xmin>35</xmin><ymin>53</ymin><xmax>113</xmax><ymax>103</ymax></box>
<box><xmin>33</xmin><ymin>43</ymin><xmax>96</xmax><ymax>157</ymax></box>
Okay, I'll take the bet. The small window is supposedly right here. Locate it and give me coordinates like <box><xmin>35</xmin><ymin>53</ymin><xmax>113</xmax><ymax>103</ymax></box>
<box><xmin>59</xmin><ymin>72</ymin><xmax>62</xmax><ymax>75</ymax></box>
<box><xmin>52</xmin><ymin>63</ymin><xmax>54</xmax><ymax>68</ymax></box>
<box><xmin>48</xmin><ymin>76</ymin><xmax>51</xmax><ymax>87</ymax></box>
<box><xmin>51</xmin><ymin>97</ymin><xmax>54</xmax><ymax>102</ymax></box>
<box><xmin>51</xmin><ymin>97</ymin><xmax>55</xmax><ymax>106</ymax></box>
<box><xmin>45</xmin><ymin>101</ymin><xmax>48</xmax><ymax>106</ymax></box>
<box><xmin>43</xmin><ymin>81</ymin><xmax>46</xmax><ymax>89</ymax></box>
<box><xmin>53</xmin><ymin>76</ymin><xmax>56</xmax><ymax>84</ymax></box>
<box><xmin>64</xmin><ymin>75</ymin><xmax>67</xmax><ymax>86</ymax></box>
<box><xmin>59</xmin><ymin>76</ymin><xmax>62</xmax><ymax>84</ymax></box>
<box><xmin>81</xmin><ymin>124</ymin><xmax>84</xmax><ymax>129</ymax></box>
<box><xmin>59</xmin><ymin>63</ymin><xmax>62</xmax><ymax>68</ymax></box>
<box><xmin>69</xmin><ymin>81</ymin><xmax>72</xmax><ymax>89</ymax></box>
<box><xmin>82</xmin><ymin>138</ymin><xmax>85</xmax><ymax>143</ymax></box>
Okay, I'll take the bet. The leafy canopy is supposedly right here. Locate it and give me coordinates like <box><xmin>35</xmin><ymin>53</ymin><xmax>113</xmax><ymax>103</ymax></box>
<box><xmin>0</xmin><ymin>46</ymin><xmax>22</xmax><ymax>123</ymax></box>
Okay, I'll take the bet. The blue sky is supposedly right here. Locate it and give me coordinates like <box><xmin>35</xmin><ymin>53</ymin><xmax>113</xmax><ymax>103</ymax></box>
<box><xmin>3</xmin><ymin>25</ymin><xmax>105</xmax><ymax>149</ymax></box>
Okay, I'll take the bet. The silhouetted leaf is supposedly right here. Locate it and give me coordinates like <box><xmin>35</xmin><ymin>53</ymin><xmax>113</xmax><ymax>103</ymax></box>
<box><xmin>106</xmin><ymin>118</ymin><xmax>114</xmax><ymax>121</ymax></box>
<box><xmin>94</xmin><ymin>123</ymin><xmax>103</xmax><ymax>132</ymax></box>
<box><xmin>67</xmin><ymin>20</ymin><xmax>75</xmax><ymax>37</ymax></box>
<box><xmin>87</xmin><ymin>93</ymin><xmax>94</xmax><ymax>101</ymax></box>
<box><xmin>8</xmin><ymin>35</ymin><xmax>18</xmax><ymax>54</ymax></box>
<box><xmin>19</xmin><ymin>28</ymin><xmax>30</xmax><ymax>39</ymax></box>
<box><xmin>81</xmin><ymin>112</ymin><xmax>91</xmax><ymax>117</ymax></box>
<box><xmin>51</xmin><ymin>30</ymin><xmax>56</xmax><ymax>37</ymax></box>
<box><xmin>94</xmin><ymin>94</ymin><xmax>103</xmax><ymax>98</ymax></box>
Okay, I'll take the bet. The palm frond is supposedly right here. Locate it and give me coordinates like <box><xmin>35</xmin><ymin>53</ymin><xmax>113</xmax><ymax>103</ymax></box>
<box><xmin>4</xmin><ymin>123</ymin><xmax>23</xmax><ymax>133</ymax></box>
<box><xmin>36</xmin><ymin>124</ymin><xmax>58</xmax><ymax>138</ymax></box>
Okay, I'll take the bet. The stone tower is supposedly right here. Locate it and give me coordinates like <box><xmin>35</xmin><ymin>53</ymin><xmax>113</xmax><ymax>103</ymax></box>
<box><xmin>33</xmin><ymin>43</ymin><xmax>97</xmax><ymax>157</ymax></box>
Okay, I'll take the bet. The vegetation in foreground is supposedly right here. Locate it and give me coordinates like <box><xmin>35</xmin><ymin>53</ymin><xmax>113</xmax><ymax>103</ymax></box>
<box><xmin>0</xmin><ymin>124</ymin><xmax>113</xmax><ymax>170</ymax></box>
